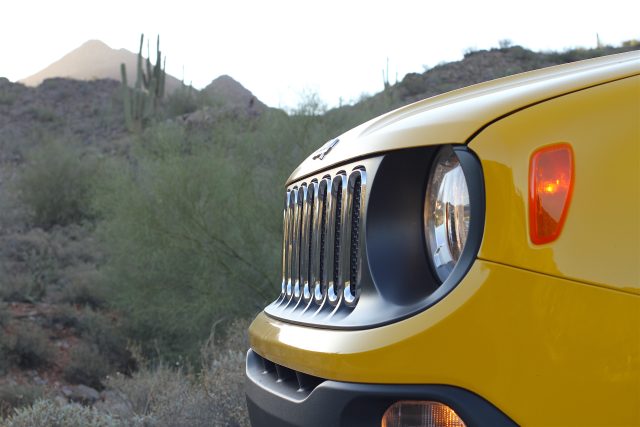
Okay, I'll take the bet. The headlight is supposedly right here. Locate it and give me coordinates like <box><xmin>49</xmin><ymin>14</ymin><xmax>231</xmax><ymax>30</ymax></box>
<box><xmin>424</xmin><ymin>146</ymin><xmax>471</xmax><ymax>283</ymax></box>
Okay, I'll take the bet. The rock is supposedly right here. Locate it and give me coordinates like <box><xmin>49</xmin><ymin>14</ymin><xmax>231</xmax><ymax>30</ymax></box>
<box><xmin>54</xmin><ymin>395</ymin><xmax>68</xmax><ymax>406</ymax></box>
<box><xmin>94</xmin><ymin>389</ymin><xmax>134</xmax><ymax>418</ymax></box>
<box><xmin>33</xmin><ymin>375</ymin><xmax>47</xmax><ymax>386</ymax></box>
<box><xmin>68</xmin><ymin>384</ymin><xmax>100</xmax><ymax>404</ymax></box>
<box><xmin>61</xmin><ymin>386</ymin><xmax>73</xmax><ymax>397</ymax></box>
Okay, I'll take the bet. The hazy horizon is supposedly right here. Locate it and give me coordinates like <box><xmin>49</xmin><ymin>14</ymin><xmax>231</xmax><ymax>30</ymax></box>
<box><xmin>3</xmin><ymin>0</ymin><xmax>639</xmax><ymax>108</ymax></box>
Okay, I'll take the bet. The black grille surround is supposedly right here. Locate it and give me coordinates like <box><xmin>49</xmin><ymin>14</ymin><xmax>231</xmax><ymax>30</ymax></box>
<box><xmin>265</xmin><ymin>146</ymin><xmax>485</xmax><ymax>329</ymax></box>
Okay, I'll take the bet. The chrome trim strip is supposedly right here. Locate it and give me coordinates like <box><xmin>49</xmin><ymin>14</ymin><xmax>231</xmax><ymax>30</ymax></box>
<box><xmin>298</xmin><ymin>184</ymin><xmax>310</xmax><ymax>303</ymax></box>
<box><xmin>303</xmin><ymin>181</ymin><xmax>318</xmax><ymax>304</ymax></box>
<box><xmin>285</xmin><ymin>188</ymin><xmax>297</xmax><ymax>300</ymax></box>
<box><xmin>291</xmin><ymin>187</ymin><xmax>302</xmax><ymax>303</ymax></box>
<box><xmin>313</xmin><ymin>178</ymin><xmax>331</xmax><ymax>305</ymax></box>
<box><xmin>281</xmin><ymin>190</ymin><xmax>291</xmax><ymax>297</ymax></box>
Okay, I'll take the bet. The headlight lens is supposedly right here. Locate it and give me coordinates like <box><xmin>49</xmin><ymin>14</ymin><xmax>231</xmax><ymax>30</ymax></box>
<box><xmin>424</xmin><ymin>147</ymin><xmax>471</xmax><ymax>283</ymax></box>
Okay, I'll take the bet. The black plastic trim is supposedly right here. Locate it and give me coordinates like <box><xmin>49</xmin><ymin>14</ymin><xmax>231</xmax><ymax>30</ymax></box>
<box><xmin>246</xmin><ymin>349</ymin><xmax>517</xmax><ymax>427</ymax></box>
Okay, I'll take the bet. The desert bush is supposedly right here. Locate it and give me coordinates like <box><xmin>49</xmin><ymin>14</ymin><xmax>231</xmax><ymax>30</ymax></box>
<box><xmin>0</xmin><ymin>384</ymin><xmax>47</xmax><ymax>419</ymax></box>
<box><xmin>103</xmin><ymin>319</ymin><xmax>251</xmax><ymax>426</ymax></box>
<box><xmin>64</xmin><ymin>343</ymin><xmax>111</xmax><ymax>389</ymax></box>
<box><xmin>8</xmin><ymin>322</ymin><xmax>54</xmax><ymax>369</ymax></box>
<box><xmin>0</xmin><ymin>273</ymin><xmax>48</xmax><ymax>303</ymax></box>
<box><xmin>76</xmin><ymin>310</ymin><xmax>135</xmax><ymax>375</ymax></box>
<box><xmin>200</xmin><ymin>318</ymin><xmax>250</xmax><ymax>426</ymax></box>
<box><xmin>2</xmin><ymin>399</ymin><xmax>117</xmax><ymax>427</ymax></box>
<box><xmin>0</xmin><ymin>229</ymin><xmax>57</xmax><ymax>303</ymax></box>
<box><xmin>47</xmin><ymin>304</ymin><xmax>81</xmax><ymax>329</ymax></box>
<box><xmin>27</xmin><ymin>106</ymin><xmax>59</xmax><ymax>123</ymax></box>
<box><xmin>0</xmin><ymin>302</ymin><xmax>10</xmax><ymax>327</ymax></box>
<box><xmin>48</xmin><ymin>223</ymin><xmax>102</xmax><ymax>269</ymax></box>
<box><xmin>97</xmin><ymin>139</ymin><xmax>274</xmax><ymax>361</ymax></box>
<box><xmin>60</xmin><ymin>268</ymin><xmax>106</xmax><ymax>309</ymax></box>
<box><xmin>16</xmin><ymin>140</ymin><xmax>100</xmax><ymax>228</ymax></box>
<box><xmin>106</xmin><ymin>364</ymin><xmax>200</xmax><ymax>426</ymax></box>
<box><xmin>162</xmin><ymin>85</ymin><xmax>207</xmax><ymax>118</ymax></box>
<box><xmin>0</xmin><ymin>331</ymin><xmax>14</xmax><ymax>374</ymax></box>
<box><xmin>0</xmin><ymin>91</ymin><xmax>17</xmax><ymax>106</ymax></box>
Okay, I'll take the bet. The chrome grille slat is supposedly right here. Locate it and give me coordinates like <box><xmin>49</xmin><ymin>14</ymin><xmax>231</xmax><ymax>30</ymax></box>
<box><xmin>313</xmin><ymin>178</ymin><xmax>329</xmax><ymax>304</ymax></box>
<box><xmin>281</xmin><ymin>190</ymin><xmax>291</xmax><ymax>296</ymax></box>
<box><xmin>322</xmin><ymin>177</ymin><xmax>337</xmax><ymax>305</ymax></box>
<box><xmin>280</xmin><ymin>167</ymin><xmax>366</xmax><ymax>311</ymax></box>
<box><xmin>294</xmin><ymin>185</ymin><xmax>306</xmax><ymax>301</ymax></box>
<box><xmin>303</xmin><ymin>182</ymin><xmax>317</xmax><ymax>303</ymax></box>
<box><xmin>344</xmin><ymin>170</ymin><xmax>365</xmax><ymax>306</ymax></box>
<box><xmin>328</xmin><ymin>174</ymin><xmax>347</xmax><ymax>305</ymax></box>
<box><xmin>286</xmin><ymin>188</ymin><xmax>298</xmax><ymax>299</ymax></box>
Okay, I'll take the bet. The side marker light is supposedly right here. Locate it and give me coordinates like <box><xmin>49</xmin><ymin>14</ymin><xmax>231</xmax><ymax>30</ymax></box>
<box><xmin>529</xmin><ymin>143</ymin><xmax>574</xmax><ymax>244</ymax></box>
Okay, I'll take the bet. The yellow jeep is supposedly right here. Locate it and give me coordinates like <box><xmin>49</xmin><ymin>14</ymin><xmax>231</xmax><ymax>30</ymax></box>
<box><xmin>245</xmin><ymin>51</ymin><xmax>640</xmax><ymax>427</ymax></box>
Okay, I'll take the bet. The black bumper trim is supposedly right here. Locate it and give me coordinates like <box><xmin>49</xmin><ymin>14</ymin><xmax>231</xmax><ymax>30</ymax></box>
<box><xmin>245</xmin><ymin>349</ymin><xmax>517</xmax><ymax>427</ymax></box>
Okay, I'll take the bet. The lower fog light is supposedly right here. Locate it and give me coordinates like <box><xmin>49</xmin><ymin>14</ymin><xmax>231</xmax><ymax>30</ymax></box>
<box><xmin>381</xmin><ymin>401</ymin><xmax>466</xmax><ymax>427</ymax></box>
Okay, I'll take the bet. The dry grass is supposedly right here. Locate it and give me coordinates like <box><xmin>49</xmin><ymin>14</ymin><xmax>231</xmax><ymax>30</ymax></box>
<box><xmin>102</xmin><ymin>318</ymin><xmax>251</xmax><ymax>427</ymax></box>
<box><xmin>0</xmin><ymin>384</ymin><xmax>47</xmax><ymax>419</ymax></box>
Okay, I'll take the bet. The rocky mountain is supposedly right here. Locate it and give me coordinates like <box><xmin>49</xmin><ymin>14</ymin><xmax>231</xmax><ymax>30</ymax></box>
<box><xmin>19</xmin><ymin>40</ymin><xmax>183</xmax><ymax>94</ymax></box>
<box><xmin>177</xmin><ymin>75</ymin><xmax>269</xmax><ymax>125</ymax></box>
<box><xmin>0</xmin><ymin>77</ymin><xmax>126</xmax><ymax>163</ymax></box>
<box><xmin>204</xmin><ymin>75</ymin><xmax>267</xmax><ymax>114</ymax></box>
<box><xmin>369</xmin><ymin>43</ymin><xmax>640</xmax><ymax>109</ymax></box>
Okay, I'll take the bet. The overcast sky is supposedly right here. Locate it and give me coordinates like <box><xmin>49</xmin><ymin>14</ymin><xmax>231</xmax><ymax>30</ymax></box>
<box><xmin>2</xmin><ymin>0</ymin><xmax>638</xmax><ymax>108</ymax></box>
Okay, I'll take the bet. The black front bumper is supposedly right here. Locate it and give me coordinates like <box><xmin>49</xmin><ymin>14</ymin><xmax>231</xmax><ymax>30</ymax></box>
<box><xmin>245</xmin><ymin>349</ymin><xmax>517</xmax><ymax>427</ymax></box>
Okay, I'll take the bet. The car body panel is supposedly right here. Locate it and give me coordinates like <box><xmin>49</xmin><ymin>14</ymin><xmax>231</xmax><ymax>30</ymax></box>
<box><xmin>288</xmin><ymin>51</ymin><xmax>640</xmax><ymax>184</ymax></box>
<box><xmin>471</xmin><ymin>75</ymin><xmax>640</xmax><ymax>294</ymax></box>
<box><xmin>249</xmin><ymin>260</ymin><xmax>640</xmax><ymax>426</ymax></box>
<box><xmin>249</xmin><ymin>53</ymin><xmax>640</xmax><ymax>426</ymax></box>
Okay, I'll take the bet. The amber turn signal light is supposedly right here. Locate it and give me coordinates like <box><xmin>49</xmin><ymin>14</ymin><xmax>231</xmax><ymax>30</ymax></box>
<box><xmin>529</xmin><ymin>143</ymin><xmax>574</xmax><ymax>244</ymax></box>
<box><xmin>381</xmin><ymin>401</ymin><xmax>466</xmax><ymax>427</ymax></box>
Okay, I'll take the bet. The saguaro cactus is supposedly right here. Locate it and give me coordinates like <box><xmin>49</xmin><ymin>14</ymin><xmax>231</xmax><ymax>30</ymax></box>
<box><xmin>120</xmin><ymin>34</ymin><xmax>167</xmax><ymax>132</ymax></box>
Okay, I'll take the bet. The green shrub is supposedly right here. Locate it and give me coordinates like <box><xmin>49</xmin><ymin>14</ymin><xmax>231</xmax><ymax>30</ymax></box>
<box><xmin>0</xmin><ymin>331</ymin><xmax>14</xmax><ymax>374</ymax></box>
<box><xmin>60</xmin><ymin>269</ymin><xmax>106</xmax><ymax>309</ymax></box>
<box><xmin>47</xmin><ymin>304</ymin><xmax>81</xmax><ymax>329</ymax></box>
<box><xmin>16</xmin><ymin>141</ymin><xmax>99</xmax><ymax>228</ymax></box>
<box><xmin>0</xmin><ymin>302</ymin><xmax>10</xmax><ymax>327</ymax></box>
<box><xmin>77</xmin><ymin>310</ymin><xmax>135</xmax><ymax>375</ymax></box>
<box><xmin>2</xmin><ymin>399</ymin><xmax>117</xmax><ymax>427</ymax></box>
<box><xmin>9</xmin><ymin>322</ymin><xmax>54</xmax><ymax>369</ymax></box>
<box><xmin>27</xmin><ymin>106</ymin><xmax>59</xmax><ymax>123</ymax></box>
<box><xmin>0</xmin><ymin>273</ymin><xmax>47</xmax><ymax>303</ymax></box>
<box><xmin>0</xmin><ymin>384</ymin><xmax>47</xmax><ymax>419</ymax></box>
<box><xmin>0</xmin><ymin>229</ymin><xmax>56</xmax><ymax>303</ymax></box>
<box><xmin>163</xmin><ymin>84</ymin><xmax>203</xmax><ymax>118</ymax></box>
<box><xmin>97</xmin><ymin>144</ymin><xmax>273</xmax><ymax>361</ymax></box>
<box><xmin>0</xmin><ymin>92</ymin><xmax>17</xmax><ymax>106</ymax></box>
<box><xmin>64</xmin><ymin>343</ymin><xmax>111</xmax><ymax>389</ymax></box>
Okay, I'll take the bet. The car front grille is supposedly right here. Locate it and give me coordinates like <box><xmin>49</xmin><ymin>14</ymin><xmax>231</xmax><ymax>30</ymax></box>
<box><xmin>277</xmin><ymin>167</ymin><xmax>367</xmax><ymax>311</ymax></box>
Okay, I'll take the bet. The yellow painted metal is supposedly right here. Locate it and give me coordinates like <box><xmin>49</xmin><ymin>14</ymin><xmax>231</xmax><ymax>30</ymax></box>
<box><xmin>250</xmin><ymin>260</ymin><xmax>640</xmax><ymax>426</ymax></box>
<box><xmin>250</xmin><ymin>55</ymin><xmax>640</xmax><ymax>426</ymax></box>
<box><xmin>288</xmin><ymin>51</ymin><xmax>640</xmax><ymax>184</ymax></box>
<box><xmin>471</xmin><ymin>75</ymin><xmax>640</xmax><ymax>294</ymax></box>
